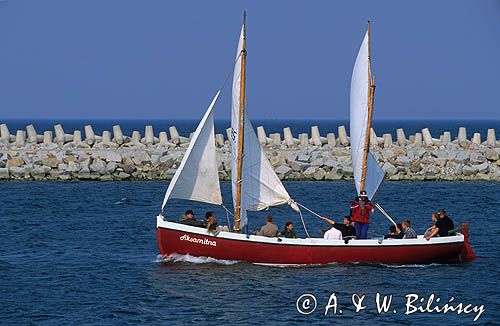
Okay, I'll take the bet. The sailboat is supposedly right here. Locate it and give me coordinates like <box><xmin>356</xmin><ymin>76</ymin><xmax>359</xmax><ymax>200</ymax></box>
<box><xmin>156</xmin><ymin>17</ymin><xmax>475</xmax><ymax>265</ymax></box>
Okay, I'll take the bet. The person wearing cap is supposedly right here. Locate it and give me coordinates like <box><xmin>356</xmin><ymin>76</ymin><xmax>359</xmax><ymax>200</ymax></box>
<box><xmin>350</xmin><ymin>190</ymin><xmax>375</xmax><ymax>239</ymax></box>
<box><xmin>179</xmin><ymin>209</ymin><xmax>206</xmax><ymax>228</ymax></box>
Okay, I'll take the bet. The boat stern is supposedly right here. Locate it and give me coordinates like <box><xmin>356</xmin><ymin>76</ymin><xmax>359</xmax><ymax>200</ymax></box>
<box><xmin>460</xmin><ymin>223</ymin><xmax>476</xmax><ymax>262</ymax></box>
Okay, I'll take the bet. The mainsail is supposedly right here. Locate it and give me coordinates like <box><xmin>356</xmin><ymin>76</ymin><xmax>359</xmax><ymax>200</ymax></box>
<box><xmin>161</xmin><ymin>91</ymin><xmax>223</xmax><ymax>210</ymax></box>
<box><xmin>230</xmin><ymin>23</ymin><xmax>298</xmax><ymax>229</ymax></box>
<box><xmin>349</xmin><ymin>29</ymin><xmax>385</xmax><ymax>200</ymax></box>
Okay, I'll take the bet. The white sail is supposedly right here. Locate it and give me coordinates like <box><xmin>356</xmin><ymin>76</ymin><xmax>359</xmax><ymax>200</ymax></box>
<box><xmin>364</xmin><ymin>152</ymin><xmax>385</xmax><ymax>199</ymax></box>
<box><xmin>161</xmin><ymin>91</ymin><xmax>223</xmax><ymax>210</ymax></box>
<box><xmin>230</xmin><ymin>25</ymin><xmax>298</xmax><ymax>228</ymax></box>
<box><xmin>349</xmin><ymin>31</ymin><xmax>384</xmax><ymax>200</ymax></box>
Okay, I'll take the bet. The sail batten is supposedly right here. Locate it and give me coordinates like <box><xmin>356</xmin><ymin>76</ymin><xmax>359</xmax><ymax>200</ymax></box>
<box><xmin>350</xmin><ymin>28</ymin><xmax>385</xmax><ymax>200</ymax></box>
<box><xmin>161</xmin><ymin>91</ymin><xmax>222</xmax><ymax>210</ymax></box>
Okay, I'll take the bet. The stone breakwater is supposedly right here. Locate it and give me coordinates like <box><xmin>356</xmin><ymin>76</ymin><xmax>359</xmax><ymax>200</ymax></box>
<box><xmin>0</xmin><ymin>123</ymin><xmax>499</xmax><ymax>181</ymax></box>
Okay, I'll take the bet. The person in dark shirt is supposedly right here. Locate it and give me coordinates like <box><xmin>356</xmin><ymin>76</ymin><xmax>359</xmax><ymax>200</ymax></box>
<box><xmin>334</xmin><ymin>216</ymin><xmax>356</xmax><ymax>239</ymax></box>
<box><xmin>179</xmin><ymin>209</ymin><xmax>205</xmax><ymax>228</ymax></box>
<box><xmin>425</xmin><ymin>209</ymin><xmax>455</xmax><ymax>240</ymax></box>
<box><xmin>439</xmin><ymin>209</ymin><xmax>455</xmax><ymax>235</ymax></box>
<box><xmin>395</xmin><ymin>224</ymin><xmax>404</xmax><ymax>239</ymax></box>
<box><xmin>384</xmin><ymin>225</ymin><xmax>398</xmax><ymax>239</ymax></box>
<box><xmin>320</xmin><ymin>216</ymin><xmax>356</xmax><ymax>240</ymax></box>
<box><xmin>281</xmin><ymin>222</ymin><xmax>296</xmax><ymax>239</ymax></box>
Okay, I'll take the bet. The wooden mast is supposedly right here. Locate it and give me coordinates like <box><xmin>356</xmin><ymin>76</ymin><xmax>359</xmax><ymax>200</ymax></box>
<box><xmin>233</xmin><ymin>12</ymin><xmax>247</xmax><ymax>232</ymax></box>
<box><xmin>360</xmin><ymin>20</ymin><xmax>376</xmax><ymax>193</ymax></box>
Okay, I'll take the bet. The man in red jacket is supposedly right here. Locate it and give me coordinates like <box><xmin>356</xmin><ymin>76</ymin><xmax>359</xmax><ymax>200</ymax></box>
<box><xmin>350</xmin><ymin>190</ymin><xmax>375</xmax><ymax>239</ymax></box>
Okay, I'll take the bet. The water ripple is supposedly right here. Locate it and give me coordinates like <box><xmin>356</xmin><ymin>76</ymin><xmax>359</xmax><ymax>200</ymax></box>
<box><xmin>0</xmin><ymin>181</ymin><xmax>498</xmax><ymax>324</ymax></box>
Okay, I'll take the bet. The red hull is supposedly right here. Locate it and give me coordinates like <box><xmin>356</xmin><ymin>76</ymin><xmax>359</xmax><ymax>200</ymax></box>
<box><xmin>157</xmin><ymin>219</ymin><xmax>475</xmax><ymax>265</ymax></box>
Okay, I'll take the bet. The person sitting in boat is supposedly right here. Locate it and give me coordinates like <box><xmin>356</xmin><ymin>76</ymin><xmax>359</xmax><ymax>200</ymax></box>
<box><xmin>425</xmin><ymin>209</ymin><xmax>455</xmax><ymax>240</ymax></box>
<box><xmin>281</xmin><ymin>222</ymin><xmax>296</xmax><ymax>239</ymax></box>
<box><xmin>205</xmin><ymin>211</ymin><xmax>217</xmax><ymax>233</ymax></box>
<box><xmin>350</xmin><ymin>190</ymin><xmax>374</xmax><ymax>239</ymax></box>
<box><xmin>424</xmin><ymin>213</ymin><xmax>439</xmax><ymax>238</ymax></box>
<box><xmin>438</xmin><ymin>209</ymin><xmax>456</xmax><ymax>236</ymax></box>
<box><xmin>384</xmin><ymin>225</ymin><xmax>398</xmax><ymax>239</ymax></box>
<box><xmin>395</xmin><ymin>223</ymin><xmax>404</xmax><ymax>239</ymax></box>
<box><xmin>256</xmin><ymin>215</ymin><xmax>279</xmax><ymax>237</ymax></box>
<box><xmin>402</xmin><ymin>219</ymin><xmax>417</xmax><ymax>239</ymax></box>
<box><xmin>320</xmin><ymin>216</ymin><xmax>355</xmax><ymax>239</ymax></box>
<box><xmin>323</xmin><ymin>224</ymin><xmax>342</xmax><ymax>240</ymax></box>
<box><xmin>179</xmin><ymin>209</ymin><xmax>205</xmax><ymax>228</ymax></box>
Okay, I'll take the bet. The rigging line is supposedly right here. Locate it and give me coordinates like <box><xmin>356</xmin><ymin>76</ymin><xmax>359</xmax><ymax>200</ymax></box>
<box><xmin>298</xmin><ymin>209</ymin><xmax>311</xmax><ymax>239</ymax></box>
<box><xmin>225</xmin><ymin>207</ymin><xmax>232</xmax><ymax>230</ymax></box>
<box><xmin>217</xmin><ymin>52</ymin><xmax>243</xmax><ymax>95</ymax></box>
<box><xmin>221</xmin><ymin>204</ymin><xmax>235</xmax><ymax>218</ymax></box>
<box><xmin>295</xmin><ymin>201</ymin><xmax>325</xmax><ymax>220</ymax></box>
<box><xmin>221</xmin><ymin>204</ymin><xmax>234</xmax><ymax>230</ymax></box>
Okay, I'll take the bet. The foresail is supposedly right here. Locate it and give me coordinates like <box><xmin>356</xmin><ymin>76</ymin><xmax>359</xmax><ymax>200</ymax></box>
<box><xmin>161</xmin><ymin>91</ymin><xmax>222</xmax><ymax>210</ymax></box>
<box><xmin>230</xmin><ymin>25</ymin><xmax>297</xmax><ymax>228</ymax></box>
<box><xmin>349</xmin><ymin>31</ymin><xmax>384</xmax><ymax>200</ymax></box>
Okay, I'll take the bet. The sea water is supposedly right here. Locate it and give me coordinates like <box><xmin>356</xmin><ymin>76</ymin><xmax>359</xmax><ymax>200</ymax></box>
<box><xmin>0</xmin><ymin>181</ymin><xmax>498</xmax><ymax>324</ymax></box>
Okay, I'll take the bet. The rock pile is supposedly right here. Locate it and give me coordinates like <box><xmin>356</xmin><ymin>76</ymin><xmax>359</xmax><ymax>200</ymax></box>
<box><xmin>0</xmin><ymin>123</ymin><xmax>498</xmax><ymax>181</ymax></box>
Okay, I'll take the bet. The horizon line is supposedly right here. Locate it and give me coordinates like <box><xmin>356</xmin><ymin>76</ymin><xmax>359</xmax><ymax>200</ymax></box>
<box><xmin>1</xmin><ymin>118</ymin><xmax>499</xmax><ymax>122</ymax></box>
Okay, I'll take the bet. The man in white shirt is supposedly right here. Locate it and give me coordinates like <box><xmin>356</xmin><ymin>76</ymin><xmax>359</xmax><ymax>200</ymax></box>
<box><xmin>323</xmin><ymin>226</ymin><xmax>342</xmax><ymax>240</ymax></box>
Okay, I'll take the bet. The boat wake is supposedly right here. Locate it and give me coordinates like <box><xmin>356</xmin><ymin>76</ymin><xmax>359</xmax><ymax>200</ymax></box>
<box><xmin>156</xmin><ymin>254</ymin><xmax>240</xmax><ymax>266</ymax></box>
<box><xmin>379</xmin><ymin>263</ymin><xmax>444</xmax><ymax>269</ymax></box>
<box><xmin>253</xmin><ymin>262</ymin><xmax>341</xmax><ymax>268</ymax></box>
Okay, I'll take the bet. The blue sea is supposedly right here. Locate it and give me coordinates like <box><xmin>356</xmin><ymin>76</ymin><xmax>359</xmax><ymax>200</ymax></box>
<box><xmin>0</xmin><ymin>181</ymin><xmax>499</xmax><ymax>325</ymax></box>
<box><xmin>1</xmin><ymin>119</ymin><xmax>500</xmax><ymax>140</ymax></box>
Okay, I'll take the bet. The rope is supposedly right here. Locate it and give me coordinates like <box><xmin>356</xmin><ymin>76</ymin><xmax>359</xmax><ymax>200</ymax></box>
<box><xmin>221</xmin><ymin>204</ymin><xmax>233</xmax><ymax>230</ymax></box>
<box><xmin>218</xmin><ymin>52</ymin><xmax>243</xmax><ymax>94</ymax></box>
<box><xmin>294</xmin><ymin>201</ymin><xmax>327</xmax><ymax>239</ymax></box>
<box><xmin>222</xmin><ymin>204</ymin><xmax>235</xmax><ymax>218</ymax></box>
<box><xmin>298</xmin><ymin>209</ymin><xmax>311</xmax><ymax>239</ymax></box>
<box><xmin>295</xmin><ymin>201</ymin><xmax>325</xmax><ymax>220</ymax></box>
<box><xmin>225</xmin><ymin>209</ymin><xmax>231</xmax><ymax>231</ymax></box>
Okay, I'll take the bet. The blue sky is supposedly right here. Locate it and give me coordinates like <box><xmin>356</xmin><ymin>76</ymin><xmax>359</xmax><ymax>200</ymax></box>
<box><xmin>0</xmin><ymin>0</ymin><xmax>499</xmax><ymax>120</ymax></box>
